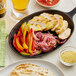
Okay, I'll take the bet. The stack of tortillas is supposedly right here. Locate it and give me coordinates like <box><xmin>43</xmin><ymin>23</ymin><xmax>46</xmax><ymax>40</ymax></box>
<box><xmin>9</xmin><ymin>63</ymin><xmax>56</xmax><ymax>76</ymax></box>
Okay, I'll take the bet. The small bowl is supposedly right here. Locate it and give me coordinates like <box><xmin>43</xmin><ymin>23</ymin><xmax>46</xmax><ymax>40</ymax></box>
<box><xmin>59</xmin><ymin>46</ymin><xmax>76</xmax><ymax>66</ymax></box>
<box><xmin>36</xmin><ymin>0</ymin><xmax>60</xmax><ymax>8</ymax></box>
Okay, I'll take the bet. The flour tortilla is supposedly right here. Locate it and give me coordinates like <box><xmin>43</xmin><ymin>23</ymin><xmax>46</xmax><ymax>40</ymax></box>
<box><xmin>9</xmin><ymin>63</ymin><xmax>56</xmax><ymax>76</ymax></box>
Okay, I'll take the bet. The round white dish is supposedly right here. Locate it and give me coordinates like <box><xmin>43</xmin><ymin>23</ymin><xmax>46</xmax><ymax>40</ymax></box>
<box><xmin>0</xmin><ymin>59</ymin><xmax>64</xmax><ymax>76</ymax></box>
<box><xmin>59</xmin><ymin>46</ymin><xmax>76</xmax><ymax>66</ymax></box>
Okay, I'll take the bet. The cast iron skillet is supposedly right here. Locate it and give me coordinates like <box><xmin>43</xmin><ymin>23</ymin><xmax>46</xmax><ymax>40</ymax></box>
<box><xmin>9</xmin><ymin>7</ymin><xmax>76</xmax><ymax>57</ymax></box>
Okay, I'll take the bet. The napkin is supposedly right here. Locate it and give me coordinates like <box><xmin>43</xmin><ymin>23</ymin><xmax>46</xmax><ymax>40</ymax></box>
<box><xmin>0</xmin><ymin>20</ymin><xmax>7</xmax><ymax>67</ymax></box>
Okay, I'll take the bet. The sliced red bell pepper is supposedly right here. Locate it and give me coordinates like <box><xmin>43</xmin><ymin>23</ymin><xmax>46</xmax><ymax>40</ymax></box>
<box><xmin>25</xmin><ymin>28</ymin><xmax>33</xmax><ymax>53</ymax></box>
<box><xmin>13</xmin><ymin>26</ymin><xmax>42</xmax><ymax>56</ymax></box>
<box><xmin>26</xmin><ymin>27</ymin><xmax>36</xmax><ymax>54</ymax></box>
<box><xmin>25</xmin><ymin>32</ymin><xmax>29</xmax><ymax>53</ymax></box>
<box><xmin>13</xmin><ymin>28</ymin><xmax>30</xmax><ymax>55</ymax></box>
<box><xmin>16</xmin><ymin>37</ymin><xmax>24</xmax><ymax>51</ymax></box>
<box><xmin>17</xmin><ymin>28</ymin><xmax>28</xmax><ymax>50</ymax></box>
<box><xmin>28</xmin><ymin>28</ymin><xmax>34</xmax><ymax>54</ymax></box>
<box><xmin>17</xmin><ymin>28</ymin><xmax>22</xmax><ymax>37</ymax></box>
<box><xmin>32</xmin><ymin>38</ymin><xmax>35</xmax><ymax>51</ymax></box>
<box><xmin>25</xmin><ymin>24</ymin><xmax>31</xmax><ymax>53</ymax></box>
<box><xmin>19</xmin><ymin>35</ymin><xmax>23</xmax><ymax>45</ymax></box>
<box><xmin>30</xmin><ymin>29</ymin><xmax>35</xmax><ymax>52</ymax></box>
<box><xmin>13</xmin><ymin>34</ymin><xmax>22</xmax><ymax>53</ymax></box>
<box><xmin>14</xmin><ymin>28</ymin><xmax>24</xmax><ymax>51</ymax></box>
<box><xmin>13</xmin><ymin>34</ymin><xmax>28</xmax><ymax>53</ymax></box>
<box><xmin>17</xmin><ymin>28</ymin><xmax>23</xmax><ymax>45</ymax></box>
<box><xmin>29</xmin><ymin>28</ymin><xmax>35</xmax><ymax>54</ymax></box>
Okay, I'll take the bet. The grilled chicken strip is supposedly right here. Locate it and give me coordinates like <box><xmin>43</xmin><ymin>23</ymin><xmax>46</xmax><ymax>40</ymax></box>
<box><xmin>58</xmin><ymin>28</ymin><xmax>71</xmax><ymax>40</ymax></box>
<box><xmin>28</xmin><ymin>16</ymin><xmax>53</xmax><ymax>31</ymax></box>
<box><xmin>51</xmin><ymin>14</ymin><xmax>63</xmax><ymax>31</ymax></box>
<box><xmin>40</xmin><ymin>13</ymin><xmax>58</xmax><ymax>31</ymax></box>
<box><xmin>56</xmin><ymin>20</ymin><xmax>68</xmax><ymax>34</ymax></box>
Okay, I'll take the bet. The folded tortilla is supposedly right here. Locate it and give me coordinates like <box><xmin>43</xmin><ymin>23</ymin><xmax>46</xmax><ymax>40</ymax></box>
<box><xmin>9</xmin><ymin>63</ymin><xmax>56</xmax><ymax>76</ymax></box>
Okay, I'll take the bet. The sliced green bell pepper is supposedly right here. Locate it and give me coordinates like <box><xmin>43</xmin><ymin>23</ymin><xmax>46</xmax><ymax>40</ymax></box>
<box><xmin>21</xmin><ymin>52</ymin><xmax>30</xmax><ymax>56</ymax></box>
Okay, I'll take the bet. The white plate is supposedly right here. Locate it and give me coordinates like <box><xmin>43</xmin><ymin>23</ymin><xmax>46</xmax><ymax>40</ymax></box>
<box><xmin>0</xmin><ymin>59</ymin><xmax>64</xmax><ymax>76</ymax></box>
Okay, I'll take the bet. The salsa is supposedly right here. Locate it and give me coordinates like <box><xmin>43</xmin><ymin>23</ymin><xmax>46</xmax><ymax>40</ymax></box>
<box><xmin>37</xmin><ymin>0</ymin><xmax>60</xmax><ymax>6</ymax></box>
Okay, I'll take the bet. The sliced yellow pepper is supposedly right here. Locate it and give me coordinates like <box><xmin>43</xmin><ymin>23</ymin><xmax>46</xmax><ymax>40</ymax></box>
<box><xmin>23</xmin><ymin>28</ymin><xmax>28</xmax><ymax>49</ymax></box>
<box><xmin>21</xmin><ymin>22</ymin><xmax>28</xmax><ymax>33</ymax></box>
<box><xmin>16</xmin><ymin>38</ymin><xmax>24</xmax><ymax>50</ymax></box>
<box><xmin>23</xmin><ymin>43</ymin><xmax>28</xmax><ymax>49</ymax></box>
<box><xmin>28</xmin><ymin>33</ymin><xmax>33</xmax><ymax>54</ymax></box>
<box><xmin>27</xmin><ymin>24</ymin><xmax>30</xmax><ymax>31</ymax></box>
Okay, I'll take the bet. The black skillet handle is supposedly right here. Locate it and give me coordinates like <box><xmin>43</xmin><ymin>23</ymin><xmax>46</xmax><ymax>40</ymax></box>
<box><xmin>67</xmin><ymin>7</ymin><xmax>76</xmax><ymax>18</ymax></box>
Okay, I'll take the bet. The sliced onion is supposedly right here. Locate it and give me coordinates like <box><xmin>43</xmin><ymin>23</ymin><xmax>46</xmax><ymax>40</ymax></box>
<box><xmin>33</xmin><ymin>31</ymin><xmax>39</xmax><ymax>41</ymax></box>
<box><xmin>30</xmin><ymin>50</ymin><xmax>39</xmax><ymax>56</ymax></box>
<box><xmin>57</xmin><ymin>39</ymin><xmax>67</xmax><ymax>44</ymax></box>
<box><xmin>41</xmin><ymin>45</ymin><xmax>54</xmax><ymax>52</ymax></box>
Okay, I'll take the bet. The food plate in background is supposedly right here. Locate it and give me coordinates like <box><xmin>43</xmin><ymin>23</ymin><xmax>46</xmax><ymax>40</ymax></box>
<box><xmin>0</xmin><ymin>59</ymin><xmax>64</xmax><ymax>76</ymax></box>
<box><xmin>8</xmin><ymin>8</ymin><xmax>76</xmax><ymax>57</ymax></box>
<box><xmin>36</xmin><ymin>0</ymin><xmax>60</xmax><ymax>8</ymax></box>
